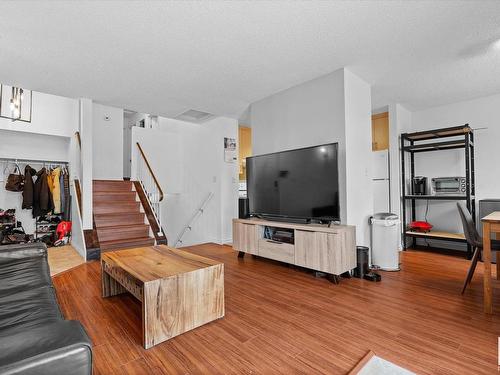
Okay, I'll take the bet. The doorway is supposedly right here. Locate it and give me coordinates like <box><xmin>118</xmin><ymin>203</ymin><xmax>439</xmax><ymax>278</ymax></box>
<box><xmin>372</xmin><ymin>112</ymin><xmax>390</xmax><ymax>213</ymax></box>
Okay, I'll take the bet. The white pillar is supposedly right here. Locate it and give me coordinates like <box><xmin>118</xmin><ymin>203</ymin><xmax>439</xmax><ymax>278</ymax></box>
<box><xmin>79</xmin><ymin>98</ymin><xmax>93</xmax><ymax>230</ymax></box>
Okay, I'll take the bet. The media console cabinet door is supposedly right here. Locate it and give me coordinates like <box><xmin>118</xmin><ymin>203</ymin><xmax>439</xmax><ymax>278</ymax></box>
<box><xmin>233</xmin><ymin>222</ymin><xmax>259</xmax><ymax>255</ymax></box>
<box><xmin>295</xmin><ymin>230</ymin><xmax>355</xmax><ymax>275</ymax></box>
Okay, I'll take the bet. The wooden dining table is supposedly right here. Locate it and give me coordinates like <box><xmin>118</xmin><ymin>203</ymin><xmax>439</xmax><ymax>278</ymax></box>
<box><xmin>482</xmin><ymin>211</ymin><xmax>500</xmax><ymax>314</ymax></box>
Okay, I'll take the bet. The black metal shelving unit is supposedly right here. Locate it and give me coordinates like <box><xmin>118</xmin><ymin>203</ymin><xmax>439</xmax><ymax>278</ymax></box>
<box><xmin>401</xmin><ymin>124</ymin><xmax>475</xmax><ymax>258</ymax></box>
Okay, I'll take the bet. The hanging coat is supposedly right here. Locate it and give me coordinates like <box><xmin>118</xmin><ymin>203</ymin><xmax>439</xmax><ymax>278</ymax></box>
<box><xmin>22</xmin><ymin>165</ymin><xmax>37</xmax><ymax>209</ymax></box>
<box><xmin>59</xmin><ymin>170</ymin><xmax>65</xmax><ymax>214</ymax></box>
<box><xmin>62</xmin><ymin>170</ymin><xmax>71</xmax><ymax>221</ymax></box>
<box><xmin>51</xmin><ymin>167</ymin><xmax>62</xmax><ymax>214</ymax></box>
<box><xmin>33</xmin><ymin>168</ymin><xmax>54</xmax><ymax>218</ymax></box>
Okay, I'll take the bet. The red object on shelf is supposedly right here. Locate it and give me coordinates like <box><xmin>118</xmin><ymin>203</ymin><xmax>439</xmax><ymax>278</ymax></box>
<box><xmin>409</xmin><ymin>221</ymin><xmax>433</xmax><ymax>232</ymax></box>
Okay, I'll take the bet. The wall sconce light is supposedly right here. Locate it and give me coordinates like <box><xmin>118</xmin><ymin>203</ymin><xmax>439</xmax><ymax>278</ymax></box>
<box><xmin>0</xmin><ymin>84</ymin><xmax>32</xmax><ymax>122</ymax></box>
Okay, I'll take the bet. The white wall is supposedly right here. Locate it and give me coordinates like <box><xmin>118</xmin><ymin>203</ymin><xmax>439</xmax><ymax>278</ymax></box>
<box><xmin>130</xmin><ymin>116</ymin><xmax>238</xmax><ymax>247</ymax></box>
<box><xmin>250</xmin><ymin>68</ymin><xmax>373</xmax><ymax>246</ymax></box>
<box><xmin>251</xmin><ymin>69</ymin><xmax>347</xmax><ymax>222</ymax></box>
<box><xmin>388</xmin><ymin>103</ymin><xmax>412</xmax><ymax>249</ymax></box>
<box><xmin>123</xmin><ymin>112</ymin><xmax>148</xmax><ymax>178</ymax></box>
<box><xmin>344</xmin><ymin>69</ymin><xmax>373</xmax><ymax>246</ymax></box>
<box><xmin>409</xmin><ymin>92</ymin><xmax>500</xmax><ymax>250</ymax></box>
<box><xmin>70</xmin><ymin>183</ymin><xmax>86</xmax><ymax>259</ymax></box>
<box><xmin>79</xmin><ymin>99</ymin><xmax>93</xmax><ymax>229</ymax></box>
<box><xmin>92</xmin><ymin>103</ymin><xmax>123</xmax><ymax>180</ymax></box>
<box><xmin>0</xmin><ymin>91</ymin><xmax>78</xmax><ymax>137</ymax></box>
<box><xmin>130</xmin><ymin>127</ymin><xmax>182</xmax><ymax>194</ymax></box>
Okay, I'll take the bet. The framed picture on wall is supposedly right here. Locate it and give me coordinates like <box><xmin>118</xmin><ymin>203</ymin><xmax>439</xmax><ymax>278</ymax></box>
<box><xmin>224</xmin><ymin>137</ymin><xmax>237</xmax><ymax>163</ymax></box>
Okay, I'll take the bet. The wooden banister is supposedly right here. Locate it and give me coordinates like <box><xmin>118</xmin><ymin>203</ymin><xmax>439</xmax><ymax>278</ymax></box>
<box><xmin>136</xmin><ymin>142</ymin><xmax>164</xmax><ymax>201</ymax></box>
<box><xmin>75</xmin><ymin>131</ymin><xmax>81</xmax><ymax>148</ymax></box>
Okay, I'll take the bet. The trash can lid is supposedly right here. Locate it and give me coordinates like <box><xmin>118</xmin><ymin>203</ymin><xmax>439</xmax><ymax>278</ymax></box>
<box><xmin>372</xmin><ymin>212</ymin><xmax>399</xmax><ymax>220</ymax></box>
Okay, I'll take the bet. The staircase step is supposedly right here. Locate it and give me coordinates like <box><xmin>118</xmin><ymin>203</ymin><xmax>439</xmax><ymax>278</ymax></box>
<box><xmin>93</xmin><ymin>202</ymin><xmax>140</xmax><ymax>215</ymax></box>
<box><xmin>93</xmin><ymin>191</ymin><xmax>137</xmax><ymax>202</ymax></box>
<box><xmin>94</xmin><ymin>213</ymin><xmax>145</xmax><ymax>227</ymax></box>
<box><xmin>97</xmin><ymin>224</ymin><xmax>150</xmax><ymax>242</ymax></box>
<box><xmin>100</xmin><ymin>237</ymin><xmax>155</xmax><ymax>251</ymax></box>
<box><xmin>93</xmin><ymin>180</ymin><xmax>133</xmax><ymax>192</ymax></box>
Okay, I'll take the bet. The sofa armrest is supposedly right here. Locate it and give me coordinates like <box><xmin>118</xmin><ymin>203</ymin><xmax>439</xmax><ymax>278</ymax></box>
<box><xmin>0</xmin><ymin>243</ymin><xmax>47</xmax><ymax>261</ymax></box>
<box><xmin>0</xmin><ymin>320</ymin><xmax>92</xmax><ymax>375</ymax></box>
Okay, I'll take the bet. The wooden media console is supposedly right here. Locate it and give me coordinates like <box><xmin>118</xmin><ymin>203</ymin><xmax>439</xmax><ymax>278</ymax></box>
<box><xmin>233</xmin><ymin>218</ymin><xmax>356</xmax><ymax>282</ymax></box>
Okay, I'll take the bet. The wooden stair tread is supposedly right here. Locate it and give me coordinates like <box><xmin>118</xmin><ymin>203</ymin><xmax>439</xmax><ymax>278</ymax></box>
<box><xmin>93</xmin><ymin>191</ymin><xmax>136</xmax><ymax>196</ymax></box>
<box><xmin>94</xmin><ymin>213</ymin><xmax>145</xmax><ymax>227</ymax></box>
<box><xmin>94</xmin><ymin>202</ymin><xmax>139</xmax><ymax>207</ymax></box>
<box><xmin>100</xmin><ymin>236</ymin><xmax>153</xmax><ymax>243</ymax></box>
<box><xmin>94</xmin><ymin>212</ymin><xmax>144</xmax><ymax>218</ymax></box>
<box><xmin>94</xmin><ymin>205</ymin><xmax>141</xmax><ymax>214</ymax></box>
<box><xmin>94</xmin><ymin>190</ymin><xmax>136</xmax><ymax>196</ymax></box>
<box><xmin>96</xmin><ymin>223</ymin><xmax>149</xmax><ymax>231</ymax></box>
<box><xmin>99</xmin><ymin>237</ymin><xmax>155</xmax><ymax>251</ymax></box>
<box><xmin>93</xmin><ymin>180</ymin><xmax>132</xmax><ymax>184</ymax></box>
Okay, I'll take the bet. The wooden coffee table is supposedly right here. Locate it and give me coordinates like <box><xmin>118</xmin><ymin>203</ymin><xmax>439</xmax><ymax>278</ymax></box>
<box><xmin>101</xmin><ymin>245</ymin><xmax>224</xmax><ymax>349</ymax></box>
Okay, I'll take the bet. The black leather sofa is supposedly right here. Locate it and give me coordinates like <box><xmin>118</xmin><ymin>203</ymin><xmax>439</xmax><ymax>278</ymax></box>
<box><xmin>0</xmin><ymin>243</ymin><xmax>92</xmax><ymax>375</ymax></box>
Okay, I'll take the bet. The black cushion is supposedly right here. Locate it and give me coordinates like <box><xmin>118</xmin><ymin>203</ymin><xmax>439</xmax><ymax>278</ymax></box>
<box><xmin>0</xmin><ymin>257</ymin><xmax>52</xmax><ymax>297</ymax></box>
<box><xmin>0</xmin><ymin>286</ymin><xmax>62</xmax><ymax>331</ymax></box>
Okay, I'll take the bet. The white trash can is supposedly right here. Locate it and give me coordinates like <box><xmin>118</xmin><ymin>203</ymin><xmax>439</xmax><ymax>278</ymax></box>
<box><xmin>371</xmin><ymin>213</ymin><xmax>400</xmax><ymax>271</ymax></box>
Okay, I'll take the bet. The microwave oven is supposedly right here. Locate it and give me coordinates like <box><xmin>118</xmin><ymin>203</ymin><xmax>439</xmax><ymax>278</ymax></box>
<box><xmin>431</xmin><ymin>177</ymin><xmax>466</xmax><ymax>195</ymax></box>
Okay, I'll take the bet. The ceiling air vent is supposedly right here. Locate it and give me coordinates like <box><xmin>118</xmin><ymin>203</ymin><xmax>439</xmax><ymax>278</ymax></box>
<box><xmin>174</xmin><ymin>109</ymin><xmax>214</xmax><ymax>123</ymax></box>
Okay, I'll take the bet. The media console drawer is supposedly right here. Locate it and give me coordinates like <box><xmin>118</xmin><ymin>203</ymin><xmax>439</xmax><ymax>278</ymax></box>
<box><xmin>258</xmin><ymin>239</ymin><xmax>294</xmax><ymax>263</ymax></box>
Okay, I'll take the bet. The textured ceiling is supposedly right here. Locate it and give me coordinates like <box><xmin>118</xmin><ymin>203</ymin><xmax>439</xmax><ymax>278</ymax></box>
<box><xmin>1</xmin><ymin>1</ymin><xmax>500</xmax><ymax>119</ymax></box>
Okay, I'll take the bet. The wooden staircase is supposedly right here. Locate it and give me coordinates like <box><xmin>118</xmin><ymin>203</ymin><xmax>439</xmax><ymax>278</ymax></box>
<box><xmin>93</xmin><ymin>180</ymin><xmax>155</xmax><ymax>252</ymax></box>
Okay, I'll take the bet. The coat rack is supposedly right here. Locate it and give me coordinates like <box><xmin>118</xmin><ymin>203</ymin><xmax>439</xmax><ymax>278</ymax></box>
<box><xmin>0</xmin><ymin>157</ymin><xmax>68</xmax><ymax>166</ymax></box>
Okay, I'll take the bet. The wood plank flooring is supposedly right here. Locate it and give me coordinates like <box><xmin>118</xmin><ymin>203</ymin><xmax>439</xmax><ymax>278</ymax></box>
<box><xmin>52</xmin><ymin>244</ymin><xmax>500</xmax><ymax>374</ymax></box>
<box><xmin>47</xmin><ymin>244</ymin><xmax>85</xmax><ymax>276</ymax></box>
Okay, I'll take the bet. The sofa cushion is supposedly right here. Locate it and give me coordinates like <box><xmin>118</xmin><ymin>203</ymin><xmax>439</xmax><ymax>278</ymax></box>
<box><xmin>0</xmin><ymin>257</ymin><xmax>51</xmax><ymax>297</ymax></box>
<box><xmin>0</xmin><ymin>320</ymin><xmax>92</xmax><ymax>375</ymax></box>
<box><xmin>0</xmin><ymin>286</ymin><xmax>62</xmax><ymax>331</ymax></box>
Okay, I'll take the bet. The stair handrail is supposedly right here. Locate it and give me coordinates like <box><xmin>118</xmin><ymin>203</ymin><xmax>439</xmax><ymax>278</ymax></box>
<box><xmin>135</xmin><ymin>142</ymin><xmax>164</xmax><ymax>236</ymax></box>
<box><xmin>75</xmin><ymin>131</ymin><xmax>81</xmax><ymax>148</ymax></box>
<box><xmin>136</xmin><ymin>142</ymin><xmax>164</xmax><ymax>202</ymax></box>
<box><xmin>174</xmin><ymin>192</ymin><xmax>214</xmax><ymax>247</ymax></box>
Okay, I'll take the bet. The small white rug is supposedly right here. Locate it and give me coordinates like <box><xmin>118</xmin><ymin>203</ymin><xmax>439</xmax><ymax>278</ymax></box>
<box><xmin>350</xmin><ymin>351</ymin><xmax>415</xmax><ymax>375</ymax></box>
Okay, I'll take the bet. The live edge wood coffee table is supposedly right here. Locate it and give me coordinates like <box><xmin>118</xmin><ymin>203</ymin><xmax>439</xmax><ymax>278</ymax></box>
<box><xmin>101</xmin><ymin>245</ymin><xmax>224</xmax><ymax>349</ymax></box>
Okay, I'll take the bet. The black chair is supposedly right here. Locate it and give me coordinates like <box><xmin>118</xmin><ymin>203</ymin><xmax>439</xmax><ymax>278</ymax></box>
<box><xmin>457</xmin><ymin>202</ymin><xmax>500</xmax><ymax>294</ymax></box>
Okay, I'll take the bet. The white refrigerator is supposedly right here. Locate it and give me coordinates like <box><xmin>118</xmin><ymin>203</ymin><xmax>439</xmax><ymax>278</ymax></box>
<box><xmin>372</xmin><ymin>150</ymin><xmax>390</xmax><ymax>213</ymax></box>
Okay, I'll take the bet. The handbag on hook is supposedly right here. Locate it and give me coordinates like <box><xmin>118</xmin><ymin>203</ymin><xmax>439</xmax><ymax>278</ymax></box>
<box><xmin>5</xmin><ymin>164</ymin><xmax>25</xmax><ymax>192</ymax></box>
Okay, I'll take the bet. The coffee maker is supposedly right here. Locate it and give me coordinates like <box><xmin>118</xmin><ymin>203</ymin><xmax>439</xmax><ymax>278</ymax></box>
<box><xmin>412</xmin><ymin>176</ymin><xmax>427</xmax><ymax>195</ymax></box>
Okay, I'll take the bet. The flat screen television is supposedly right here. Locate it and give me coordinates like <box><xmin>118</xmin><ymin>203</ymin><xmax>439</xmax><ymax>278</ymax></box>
<box><xmin>246</xmin><ymin>143</ymin><xmax>339</xmax><ymax>222</ymax></box>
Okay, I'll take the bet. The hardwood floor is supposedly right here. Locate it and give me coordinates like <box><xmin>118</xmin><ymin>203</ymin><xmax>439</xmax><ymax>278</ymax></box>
<box><xmin>52</xmin><ymin>244</ymin><xmax>500</xmax><ymax>374</ymax></box>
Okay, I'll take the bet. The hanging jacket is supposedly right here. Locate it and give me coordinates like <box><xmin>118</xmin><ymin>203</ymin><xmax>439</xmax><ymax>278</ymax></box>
<box><xmin>51</xmin><ymin>167</ymin><xmax>62</xmax><ymax>214</ymax></box>
<box><xmin>59</xmin><ymin>169</ymin><xmax>65</xmax><ymax>214</ymax></box>
<box><xmin>33</xmin><ymin>168</ymin><xmax>54</xmax><ymax>217</ymax></box>
<box><xmin>22</xmin><ymin>165</ymin><xmax>37</xmax><ymax>209</ymax></box>
<box><xmin>62</xmin><ymin>171</ymin><xmax>71</xmax><ymax>221</ymax></box>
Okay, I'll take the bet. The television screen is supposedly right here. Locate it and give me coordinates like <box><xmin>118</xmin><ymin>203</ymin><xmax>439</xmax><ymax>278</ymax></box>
<box><xmin>246</xmin><ymin>143</ymin><xmax>339</xmax><ymax>221</ymax></box>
